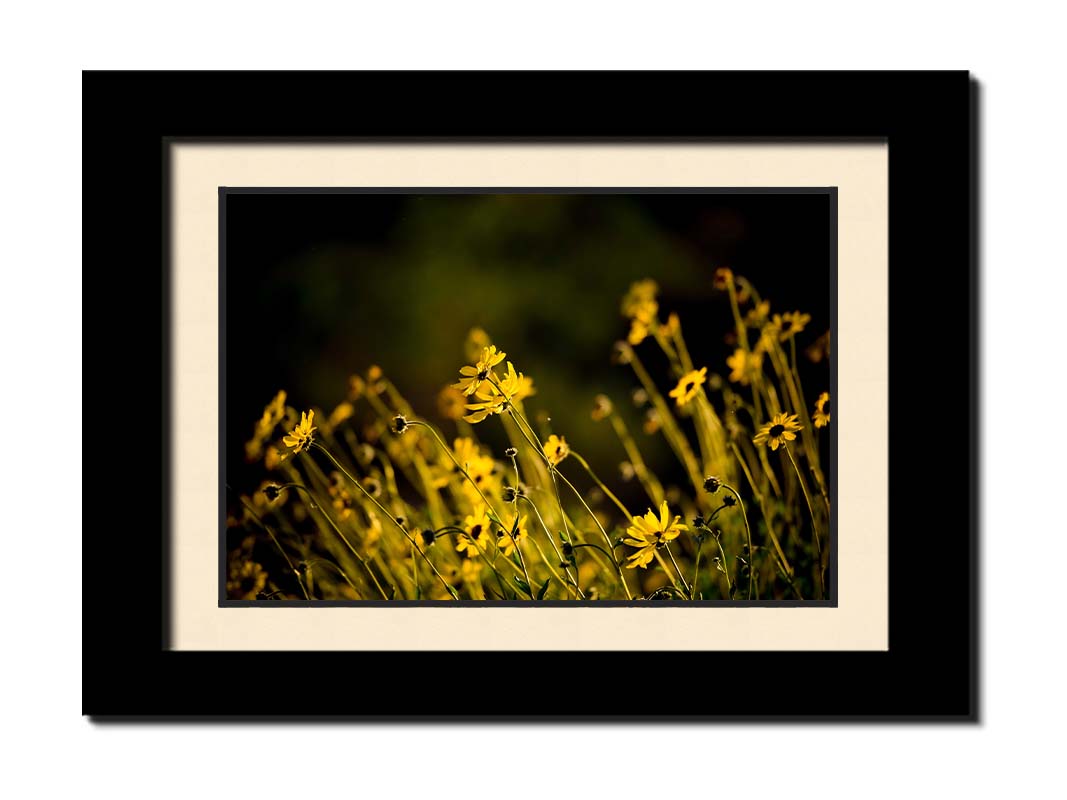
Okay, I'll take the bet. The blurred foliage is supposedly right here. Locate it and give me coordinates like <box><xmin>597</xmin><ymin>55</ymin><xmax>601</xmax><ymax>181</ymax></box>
<box><xmin>241</xmin><ymin>194</ymin><xmax>723</xmax><ymax>481</ymax></box>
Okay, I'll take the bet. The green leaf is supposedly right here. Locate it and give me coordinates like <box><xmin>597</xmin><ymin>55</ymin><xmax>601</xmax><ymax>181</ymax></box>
<box><xmin>558</xmin><ymin>530</ymin><xmax>570</xmax><ymax>543</ymax></box>
<box><xmin>513</xmin><ymin>576</ymin><xmax>532</xmax><ymax>597</ymax></box>
<box><xmin>536</xmin><ymin>579</ymin><xmax>550</xmax><ymax>601</ymax></box>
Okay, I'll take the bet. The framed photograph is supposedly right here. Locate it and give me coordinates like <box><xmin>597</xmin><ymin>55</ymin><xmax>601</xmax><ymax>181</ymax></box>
<box><xmin>83</xmin><ymin>71</ymin><xmax>976</xmax><ymax>719</ymax></box>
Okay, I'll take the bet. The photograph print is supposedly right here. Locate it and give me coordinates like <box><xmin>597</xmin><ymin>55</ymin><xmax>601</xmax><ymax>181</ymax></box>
<box><xmin>223</xmin><ymin>189</ymin><xmax>834</xmax><ymax>604</ymax></box>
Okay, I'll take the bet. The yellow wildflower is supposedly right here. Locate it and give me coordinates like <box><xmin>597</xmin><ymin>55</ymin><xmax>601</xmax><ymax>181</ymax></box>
<box><xmin>661</xmin><ymin>312</ymin><xmax>681</xmax><ymax>337</ymax></box>
<box><xmin>753</xmin><ymin>412</ymin><xmax>802</xmax><ymax>451</ymax></box>
<box><xmin>227</xmin><ymin>560</ymin><xmax>268</xmax><ymax>600</ymax></box>
<box><xmin>621</xmin><ymin>279</ymin><xmax>659</xmax><ymax>322</ymax></box>
<box><xmin>437</xmin><ymin>385</ymin><xmax>467</xmax><ymax>420</ymax></box>
<box><xmin>281</xmin><ymin>410</ymin><xmax>316</xmax><ymax>455</ymax></box>
<box><xmin>363</xmin><ymin>511</ymin><xmax>383</xmax><ymax>557</ymax></box>
<box><xmin>453</xmin><ymin>345</ymin><xmax>507</xmax><ymax>397</ymax></box>
<box><xmin>668</xmin><ymin>367</ymin><xmax>707</xmax><ymax>407</ymax></box>
<box><xmin>772</xmin><ymin>311</ymin><xmax>812</xmax><ymax>341</ymax></box>
<box><xmin>460</xmin><ymin>556</ymin><xmax>483</xmax><ymax>598</ymax></box>
<box><xmin>347</xmin><ymin>375</ymin><xmax>365</xmax><ymax>400</ymax></box>
<box><xmin>366</xmin><ymin>365</ymin><xmax>385</xmax><ymax>394</ymax></box>
<box><xmin>244</xmin><ymin>390</ymin><xmax>288</xmax><ymax>461</ymax></box>
<box><xmin>805</xmin><ymin>330</ymin><xmax>831</xmax><ymax>363</ymax></box>
<box><xmin>726</xmin><ymin>347</ymin><xmax>763</xmax><ymax>385</ymax></box>
<box><xmin>328</xmin><ymin>472</ymin><xmax>354</xmax><ymax>520</ymax></box>
<box><xmin>745</xmin><ymin>300</ymin><xmax>771</xmax><ymax>326</ymax></box>
<box><xmin>623</xmin><ymin>501</ymin><xmax>686</xmax><ymax>569</ymax></box>
<box><xmin>712</xmin><ymin>267</ymin><xmax>734</xmax><ymax>290</ymax></box>
<box><xmin>542</xmin><ymin>434</ymin><xmax>569</xmax><ymax>466</ymax></box>
<box><xmin>496</xmin><ymin>512</ymin><xmax>529</xmax><ymax>557</ymax></box>
<box><xmin>463</xmin><ymin>360</ymin><xmax>524</xmax><ymax>423</ymax></box>
<box><xmin>328</xmin><ymin>401</ymin><xmax>354</xmax><ymax>430</ymax></box>
<box><xmin>628</xmin><ymin>318</ymin><xmax>650</xmax><ymax>345</ymax></box>
<box><xmin>450</xmin><ymin>438</ymin><xmax>496</xmax><ymax>501</ymax></box>
<box><xmin>455</xmin><ymin>508</ymin><xmax>491</xmax><ymax>555</ymax></box>
<box><xmin>512</xmin><ymin>371</ymin><xmax>537</xmax><ymax>402</ymax></box>
<box><xmin>813</xmin><ymin>392</ymin><xmax>831</xmax><ymax>428</ymax></box>
<box><xmin>464</xmin><ymin>327</ymin><xmax>493</xmax><ymax>364</ymax></box>
<box><xmin>452</xmin><ymin>437</ymin><xmax>481</xmax><ymax>471</ymax></box>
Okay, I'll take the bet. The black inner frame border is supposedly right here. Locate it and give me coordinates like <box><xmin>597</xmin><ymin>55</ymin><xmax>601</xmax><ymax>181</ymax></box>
<box><xmin>82</xmin><ymin>71</ymin><xmax>977</xmax><ymax>721</ymax></box>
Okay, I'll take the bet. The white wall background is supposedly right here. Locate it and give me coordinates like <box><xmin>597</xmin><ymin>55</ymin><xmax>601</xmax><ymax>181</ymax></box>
<box><xmin>0</xmin><ymin>4</ymin><xmax>1063</xmax><ymax>797</ymax></box>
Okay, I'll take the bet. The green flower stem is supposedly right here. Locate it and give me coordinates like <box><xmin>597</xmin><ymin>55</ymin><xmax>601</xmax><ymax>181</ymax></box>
<box><xmin>502</xmin><ymin>451</ymin><xmax>535</xmax><ymax>595</ymax></box>
<box><xmin>788</xmin><ymin>336</ymin><xmax>818</xmax><ymax>464</ymax></box>
<box><xmin>278</xmin><ymin>482</ymin><xmax>389</xmax><ymax>600</ymax></box>
<box><xmin>652</xmin><ymin>550</ymin><xmax>686</xmax><ymax>595</ymax></box>
<box><xmin>435</xmin><ymin>527</ymin><xmax>513</xmax><ymax>598</ymax></box>
<box><xmin>714</xmin><ymin>536</ymin><xmax>734</xmax><ymax>597</ymax></box>
<box><xmin>726</xmin><ymin>276</ymin><xmax>766</xmax><ymax>427</ymax></box>
<box><xmin>769</xmin><ymin>342</ymin><xmax>819</xmax><ymax>472</ymax></box>
<box><xmin>721</xmin><ymin>484</ymin><xmax>755</xmax><ymax>600</ymax></box>
<box><xmin>665</xmin><ymin>543</ymin><xmax>691</xmax><ymax>597</ymax></box>
<box><xmin>408</xmin><ymin>420</ymin><xmax>505</xmax><ymax>523</ymax></box>
<box><xmin>570</xmin><ymin>542</ymin><xmax>616</xmax><ymax>563</ymax></box>
<box><xmin>410</xmin><ymin>541</ymin><xmax>419</xmax><ymax>598</ymax></box>
<box><xmin>303</xmin><ymin>558</ymin><xmax>362</xmax><ymax>599</ymax></box>
<box><xmin>501</xmin><ymin>529</ymin><xmax>534</xmax><ymax>597</ymax></box>
<box><xmin>690</xmin><ymin>541</ymin><xmax>703</xmax><ymax>600</ymax></box>
<box><xmin>238</xmin><ymin>496</ymin><xmax>311</xmax><ymax>600</ymax></box>
<box><xmin>607</xmin><ymin>412</ymin><xmax>665</xmax><ymax>506</ymax></box>
<box><xmin>669</xmin><ymin>318</ymin><xmax>695</xmax><ymax>373</ymax></box>
<box><xmin>527</xmin><ymin>536</ymin><xmax>576</xmax><ymax>599</ymax></box>
<box><xmin>362</xmin><ymin>391</ymin><xmax>423</xmax><ymax>489</ymax></box>
<box><xmin>520</xmin><ymin>495</ymin><xmax>583</xmax><ymax>599</ymax></box>
<box><xmin>651</xmin><ymin>325</ymin><xmax>682</xmax><ymax>372</ymax></box>
<box><xmin>784</xmin><ymin>444</ymin><xmax>823</xmax><ymax>599</ymax></box>
<box><xmin>311</xmin><ymin>442</ymin><xmax>459</xmax><ymax>600</ymax></box>
<box><xmin>570</xmin><ymin>450</ymin><xmax>631</xmax><ymax>521</ymax></box>
<box><xmin>625</xmin><ymin>347</ymin><xmax>705</xmax><ymax>501</ymax></box>
<box><xmin>729</xmin><ymin>441</ymin><xmax>793</xmax><ymax>578</ymax></box>
<box><xmin>505</xmin><ymin>408</ymin><xmax>632</xmax><ymax>600</ymax></box>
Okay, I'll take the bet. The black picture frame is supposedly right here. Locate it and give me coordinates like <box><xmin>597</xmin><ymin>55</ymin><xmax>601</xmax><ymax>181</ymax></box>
<box><xmin>83</xmin><ymin>71</ymin><xmax>977</xmax><ymax>720</ymax></box>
